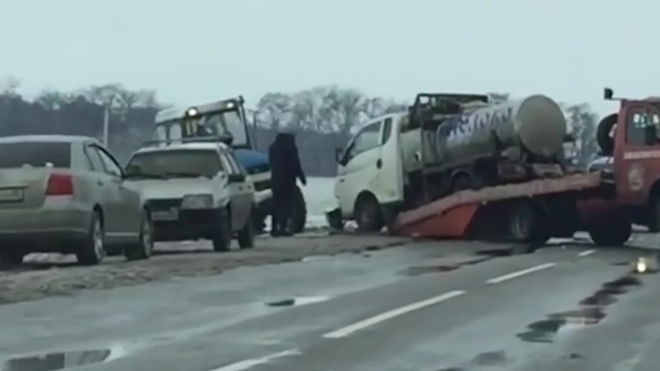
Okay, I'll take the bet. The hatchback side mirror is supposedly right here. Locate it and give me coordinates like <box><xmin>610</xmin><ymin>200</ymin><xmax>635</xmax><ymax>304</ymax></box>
<box><xmin>335</xmin><ymin>147</ymin><xmax>344</xmax><ymax>164</ymax></box>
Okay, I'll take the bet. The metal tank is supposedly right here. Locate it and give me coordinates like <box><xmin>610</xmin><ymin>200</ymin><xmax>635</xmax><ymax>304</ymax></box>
<box><xmin>426</xmin><ymin>95</ymin><xmax>567</xmax><ymax>168</ymax></box>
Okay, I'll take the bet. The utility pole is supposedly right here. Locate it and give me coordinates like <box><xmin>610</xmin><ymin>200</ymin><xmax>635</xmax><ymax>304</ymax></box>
<box><xmin>102</xmin><ymin>96</ymin><xmax>114</xmax><ymax>148</ymax></box>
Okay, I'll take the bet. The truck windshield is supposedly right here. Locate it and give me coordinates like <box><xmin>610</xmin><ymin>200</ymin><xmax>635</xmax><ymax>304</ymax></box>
<box><xmin>627</xmin><ymin>108</ymin><xmax>660</xmax><ymax>146</ymax></box>
<box><xmin>155</xmin><ymin>109</ymin><xmax>248</xmax><ymax>147</ymax></box>
<box><xmin>126</xmin><ymin>150</ymin><xmax>223</xmax><ymax>179</ymax></box>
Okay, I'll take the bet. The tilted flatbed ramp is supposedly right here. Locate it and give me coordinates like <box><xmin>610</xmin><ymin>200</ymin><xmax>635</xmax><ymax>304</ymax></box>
<box><xmin>393</xmin><ymin>172</ymin><xmax>604</xmax><ymax>238</ymax></box>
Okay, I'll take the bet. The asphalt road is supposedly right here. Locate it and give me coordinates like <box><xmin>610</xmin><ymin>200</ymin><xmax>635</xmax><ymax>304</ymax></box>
<box><xmin>1</xmin><ymin>238</ymin><xmax>659</xmax><ymax>371</ymax></box>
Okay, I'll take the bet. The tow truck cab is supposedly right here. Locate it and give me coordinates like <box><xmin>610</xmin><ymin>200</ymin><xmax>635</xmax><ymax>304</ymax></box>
<box><xmin>600</xmin><ymin>87</ymin><xmax>660</xmax><ymax>231</ymax></box>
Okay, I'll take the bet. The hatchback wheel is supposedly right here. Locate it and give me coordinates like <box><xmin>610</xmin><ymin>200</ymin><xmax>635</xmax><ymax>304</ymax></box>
<box><xmin>212</xmin><ymin>208</ymin><xmax>232</xmax><ymax>252</ymax></box>
<box><xmin>238</xmin><ymin>211</ymin><xmax>256</xmax><ymax>249</ymax></box>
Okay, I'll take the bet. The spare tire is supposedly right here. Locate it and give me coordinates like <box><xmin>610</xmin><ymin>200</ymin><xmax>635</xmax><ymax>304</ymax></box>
<box><xmin>597</xmin><ymin>113</ymin><xmax>617</xmax><ymax>156</ymax></box>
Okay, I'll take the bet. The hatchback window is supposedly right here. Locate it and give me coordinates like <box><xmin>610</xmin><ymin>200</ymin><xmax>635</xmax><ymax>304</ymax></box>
<box><xmin>0</xmin><ymin>142</ymin><xmax>71</xmax><ymax>169</ymax></box>
<box><xmin>126</xmin><ymin>149</ymin><xmax>223</xmax><ymax>178</ymax></box>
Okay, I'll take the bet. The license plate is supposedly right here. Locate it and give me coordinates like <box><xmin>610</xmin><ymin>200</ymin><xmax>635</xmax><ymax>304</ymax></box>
<box><xmin>0</xmin><ymin>188</ymin><xmax>23</xmax><ymax>202</ymax></box>
<box><xmin>152</xmin><ymin>209</ymin><xmax>179</xmax><ymax>221</ymax></box>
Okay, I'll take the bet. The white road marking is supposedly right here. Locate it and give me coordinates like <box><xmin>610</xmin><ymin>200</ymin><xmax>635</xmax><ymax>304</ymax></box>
<box><xmin>209</xmin><ymin>349</ymin><xmax>300</xmax><ymax>371</ymax></box>
<box><xmin>323</xmin><ymin>290</ymin><xmax>465</xmax><ymax>339</ymax></box>
<box><xmin>486</xmin><ymin>263</ymin><xmax>556</xmax><ymax>284</ymax></box>
<box><xmin>577</xmin><ymin>249</ymin><xmax>596</xmax><ymax>258</ymax></box>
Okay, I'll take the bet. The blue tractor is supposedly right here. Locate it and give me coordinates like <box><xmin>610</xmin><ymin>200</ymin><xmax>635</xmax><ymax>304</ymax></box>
<box><xmin>152</xmin><ymin>96</ymin><xmax>307</xmax><ymax>234</ymax></box>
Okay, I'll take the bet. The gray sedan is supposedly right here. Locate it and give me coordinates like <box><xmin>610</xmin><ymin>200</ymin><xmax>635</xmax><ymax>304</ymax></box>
<box><xmin>0</xmin><ymin>135</ymin><xmax>153</xmax><ymax>265</ymax></box>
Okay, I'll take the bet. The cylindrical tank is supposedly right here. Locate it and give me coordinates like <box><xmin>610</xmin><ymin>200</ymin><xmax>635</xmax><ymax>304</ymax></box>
<box><xmin>427</xmin><ymin>95</ymin><xmax>567</xmax><ymax>167</ymax></box>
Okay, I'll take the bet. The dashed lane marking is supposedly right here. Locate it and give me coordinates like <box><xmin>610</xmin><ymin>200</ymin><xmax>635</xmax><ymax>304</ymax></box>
<box><xmin>323</xmin><ymin>290</ymin><xmax>466</xmax><ymax>339</ymax></box>
<box><xmin>486</xmin><ymin>263</ymin><xmax>556</xmax><ymax>284</ymax></box>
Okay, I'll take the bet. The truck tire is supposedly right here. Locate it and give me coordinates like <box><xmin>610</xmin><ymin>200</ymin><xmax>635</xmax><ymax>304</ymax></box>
<box><xmin>212</xmin><ymin>208</ymin><xmax>233</xmax><ymax>252</ymax></box>
<box><xmin>649</xmin><ymin>194</ymin><xmax>660</xmax><ymax>233</ymax></box>
<box><xmin>253</xmin><ymin>204</ymin><xmax>269</xmax><ymax>235</ymax></box>
<box><xmin>451</xmin><ymin>173</ymin><xmax>473</xmax><ymax>193</ymax></box>
<box><xmin>288</xmin><ymin>185</ymin><xmax>307</xmax><ymax>234</ymax></box>
<box><xmin>597</xmin><ymin>114</ymin><xmax>617</xmax><ymax>156</ymax></box>
<box><xmin>355</xmin><ymin>193</ymin><xmax>384</xmax><ymax>232</ymax></box>
<box><xmin>0</xmin><ymin>252</ymin><xmax>25</xmax><ymax>266</ymax></box>
<box><xmin>508</xmin><ymin>201</ymin><xmax>549</xmax><ymax>246</ymax></box>
<box><xmin>588</xmin><ymin>216</ymin><xmax>632</xmax><ymax>247</ymax></box>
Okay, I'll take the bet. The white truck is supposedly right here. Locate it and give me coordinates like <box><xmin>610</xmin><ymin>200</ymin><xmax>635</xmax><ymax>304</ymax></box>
<box><xmin>330</xmin><ymin>92</ymin><xmax>570</xmax><ymax>232</ymax></box>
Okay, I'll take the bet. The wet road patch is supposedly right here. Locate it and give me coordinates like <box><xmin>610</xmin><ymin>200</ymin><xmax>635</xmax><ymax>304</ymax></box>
<box><xmin>265</xmin><ymin>296</ymin><xmax>330</xmax><ymax>307</ymax></box>
<box><xmin>517</xmin><ymin>274</ymin><xmax>643</xmax><ymax>343</ymax></box>
<box><xmin>402</xmin><ymin>255</ymin><xmax>492</xmax><ymax>276</ymax></box>
<box><xmin>2</xmin><ymin>347</ymin><xmax>122</xmax><ymax>371</ymax></box>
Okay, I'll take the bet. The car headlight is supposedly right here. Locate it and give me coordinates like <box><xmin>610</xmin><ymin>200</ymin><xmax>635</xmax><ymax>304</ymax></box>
<box><xmin>181</xmin><ymin>194</ymin><xmax>214</xmax><ymax>209</ymax></box>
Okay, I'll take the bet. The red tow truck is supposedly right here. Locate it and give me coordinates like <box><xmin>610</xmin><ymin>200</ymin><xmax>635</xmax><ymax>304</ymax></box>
<box><xmin>391</xmin><ymin>88</ymin><xmax>660</xmax><ymax>247</ymax></box>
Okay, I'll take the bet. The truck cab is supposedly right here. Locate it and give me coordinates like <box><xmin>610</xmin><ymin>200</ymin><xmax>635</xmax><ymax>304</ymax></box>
<box><xmin>600</xmin><ymin>88</ymin><xmax>660</xmax><ymax>231</ymax></box>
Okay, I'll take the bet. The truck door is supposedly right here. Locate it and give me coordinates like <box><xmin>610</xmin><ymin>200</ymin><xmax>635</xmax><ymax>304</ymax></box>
<box><xmin>371</xmin><ymin>117</ymin><xmax>404</xmax><ymax>206</ymax></box>
<box><xmin>335</xmin><ymin>120</ymin><xmax>382</xmax><ymax>218</ymax></box>
<box><xmin>614</xmin><ymin>104</ymin><xmax>660</xmax><ymax>206</ymax></box>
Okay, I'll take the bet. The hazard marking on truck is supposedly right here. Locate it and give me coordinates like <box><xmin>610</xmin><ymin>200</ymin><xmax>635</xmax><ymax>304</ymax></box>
<box><xmin>628</xmin><ymin>165</ymin><xmax>644</xmax><ymax>191</ymax></box>
<box><xmin>445</xmin><ymin>106</ymin><xmax>513</xmax><ymax>140</ymax></box>
<box><xmin>623</xmin><ymin>150</ymin><xmax>660</xmax><ymax>160</ymax></box>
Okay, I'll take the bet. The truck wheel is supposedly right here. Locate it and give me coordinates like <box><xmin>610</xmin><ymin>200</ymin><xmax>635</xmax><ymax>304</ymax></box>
<box><xmin>77</xmin><ymin>211</ymin><xmax>105</xmax><ymax>265</ymax></box>
<box><xmin>508</xmin><ymin>201</ymin><xmax>549</xmax><ymax>245</ymax></box>
<box><xmin>589</xmin><ymin>217</ymin><xmax>632</xmax><ymax>247</ymax></box>
<box><xmin>451</xmin><ymin>173</ymin><xmax>472</xmax><ymax>193</ymax></box>
<box><xmin>238</xmin><ymin>212</ymin><xmax>256</xmax><ymax>249</ymax></box>
<box><xmin>125</xmin><ymin>209</ymin><xmax>154</xmax><ymax>261</ymax></box>
<box><xmin>0</xmin><ymin>252</ymin><xmax>25</xmax><ymax>266</ymax></box>
<box><xmin>355</xmin><ymin>194</ymin><xmax>384</xmax><ymax>232</ymax></box>
<box><xmin>253</xmin><ymin>212</ymin><xmax>267</xmax><ymax>235</ymax></box>
<box><xmin>287</xmin><ymin>185</ymin><xmax>307</xmax><ymax>234</ymax></box>
<box><xmin>649</xmin><ymin>195</ymin><xmax>660</xmax><ymax>233</ymax></box>
<box><xmin>212</xmin><ymin>208</ymin><xmax>232</xmax><ymax>252</ymax></box>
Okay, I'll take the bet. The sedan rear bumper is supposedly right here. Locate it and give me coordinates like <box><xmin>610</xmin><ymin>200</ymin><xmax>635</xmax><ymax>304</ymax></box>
<box><xmin>0</xmin><ymin>208</ymin><xmax>91</xmax><ymax>254</ymax></box>
<box><xmin>0</xmin><ymin>230</ymin><xmax>88</xmax><ymax>254</ymax></box>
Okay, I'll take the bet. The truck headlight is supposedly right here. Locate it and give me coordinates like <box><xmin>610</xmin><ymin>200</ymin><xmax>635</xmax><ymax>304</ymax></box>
<box><xmin>181</xmin><ymin>194</ymin><xmax>213</xmax><ymax>209</ymax></box>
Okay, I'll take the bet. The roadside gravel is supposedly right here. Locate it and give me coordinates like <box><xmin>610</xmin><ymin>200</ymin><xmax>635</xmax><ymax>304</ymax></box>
<box><xmin>0</xmin><ymin>232</ymin><xmax>408</xmax><ymax>304</ymax></box>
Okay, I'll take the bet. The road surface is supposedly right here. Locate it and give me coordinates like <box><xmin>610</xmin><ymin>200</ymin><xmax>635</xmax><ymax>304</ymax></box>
<box><xmin>1</xmin><ymin>237</ymin><xmax>660</xmax><ymax>371</ymax></box>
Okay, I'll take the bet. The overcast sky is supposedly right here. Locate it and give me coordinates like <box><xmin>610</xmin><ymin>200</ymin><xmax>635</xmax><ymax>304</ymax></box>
<box><xmin>1</xmin><ymin>0</ymin><xmax>657</xmax><ymax>117</ymax></box>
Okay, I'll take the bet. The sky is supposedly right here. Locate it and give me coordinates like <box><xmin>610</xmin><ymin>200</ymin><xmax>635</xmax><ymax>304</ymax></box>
<box><xmin>1</xmin><ymin>0</ymin><xmax>658</xmax><ymax>118</ymax></box>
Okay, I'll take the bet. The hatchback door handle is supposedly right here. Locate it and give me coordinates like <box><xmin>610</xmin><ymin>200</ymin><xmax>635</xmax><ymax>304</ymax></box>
<box><xmin>376</xmin><ymin>159</ymin><xmax>382</xmax><ymax>168</ymax></box>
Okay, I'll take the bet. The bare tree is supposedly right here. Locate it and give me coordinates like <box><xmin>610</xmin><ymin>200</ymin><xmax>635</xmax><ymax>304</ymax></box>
<box><xmin>0</xmin><ymin>76</ymin><xmax>20</xmax><ymax>96</ymax></box>
<box><xmin>257</xmin><ymin>92</ymin><xmax>292</xmax><ymax>131</ymax></box>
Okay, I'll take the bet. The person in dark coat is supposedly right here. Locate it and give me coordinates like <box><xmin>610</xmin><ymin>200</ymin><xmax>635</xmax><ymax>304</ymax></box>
<box><xmin>269</xmin><ymin>129</ymin><xmax>306</xmax><ymax>237</ymax></box>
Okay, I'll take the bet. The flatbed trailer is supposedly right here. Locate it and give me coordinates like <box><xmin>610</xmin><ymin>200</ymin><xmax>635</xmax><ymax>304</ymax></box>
<box><xmin>392</xmin><ymin>171</ymin><xmax>631</xmax><ymax>247</ymax></box>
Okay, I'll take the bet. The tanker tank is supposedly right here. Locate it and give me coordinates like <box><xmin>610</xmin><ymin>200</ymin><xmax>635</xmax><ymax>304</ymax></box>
<box><xmin>427</xmin><ymin>94</ymin><xmax>567</xmax><ymax>169</ymax></box>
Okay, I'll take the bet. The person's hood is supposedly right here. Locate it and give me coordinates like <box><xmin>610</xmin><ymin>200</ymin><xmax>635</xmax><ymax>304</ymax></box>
<box><xmin>274</xmin><ymin>131</ymin><xmax>296</xmax><ymax>149</ymax></box>
<box><xmin>126</xmin><ymin>178</ymin><xmax>221</xmax><ymax>199</ymax></box>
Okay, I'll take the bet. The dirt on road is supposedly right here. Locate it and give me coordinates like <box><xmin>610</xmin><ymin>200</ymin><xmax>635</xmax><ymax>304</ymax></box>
<box><xmin>0</xmin><ymin>232</ymin><xmax>408</xmax><ymax>305</ymax></box>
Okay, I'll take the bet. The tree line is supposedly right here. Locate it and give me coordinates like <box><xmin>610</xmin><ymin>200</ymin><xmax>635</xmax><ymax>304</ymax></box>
<box><xmin>0</xmin><ymin>77</ymin><xmax>598</xmax><ymax>176</ymax></box>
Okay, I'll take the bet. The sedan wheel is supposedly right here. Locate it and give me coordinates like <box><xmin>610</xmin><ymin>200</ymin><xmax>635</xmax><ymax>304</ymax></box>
<box><xmin>125</xmin><ymin>210</ymin><xmax>154</xmax><ymax>261</ymax></box>
<box><xmin>77</xmin><ymin>212</ymin><xmax>105</xmax><ymax>265</ymax></box>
